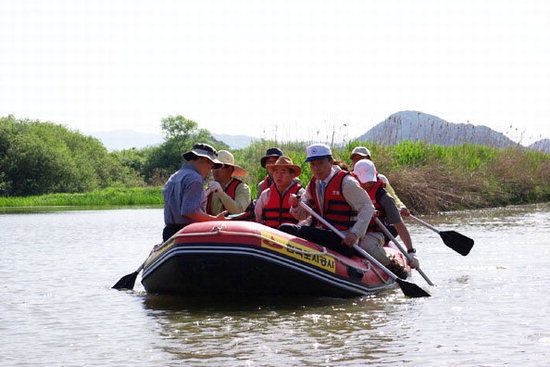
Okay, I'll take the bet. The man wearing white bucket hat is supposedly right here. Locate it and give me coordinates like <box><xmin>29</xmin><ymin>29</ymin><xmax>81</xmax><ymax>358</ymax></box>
<box><xmin>284</xmin><ymin>143</ymin><xmax>375</xmax><ymax>257</ymax></box>
<box><xmin>162</xmin><ymin>143</ymin><xmax>226</xmax><ymax>241</ymax></box>
<box><xmin>205</xmin><ymin>150</ymin><xmax>252</xmax><ymax>215</ymax></box>
<box><xmin>354</xmin><ymin>158</ymin><xmax>418</xmax><ymax>277</ymax></box>
<box><xmin>350</xmin><ymin>146</ymin><xmax>410</xmax><ymax>217</ymax></box>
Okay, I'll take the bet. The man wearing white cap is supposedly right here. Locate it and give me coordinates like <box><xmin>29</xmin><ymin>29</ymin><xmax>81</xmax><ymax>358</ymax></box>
<box><xmin>350</xmin><ymin>146</ymin><xmax>411</xmax><ymax>217</ymax></box>
<box><xmin>354</xmin><ymin>158</ymin><xmax>419</xmax><ymax>276</ymax></box>
<box><xmin>162</xmin><ymin>143</ymin><xmax>227</xmax><ymax>241</ymax></box>
<box><xmin>206</xmin><ymin>150</ymin><xmax>252</xmax><ymax>215</ymax></box>
<box><xmin>285</xmin><ymin>143</ymin><xmax>375</xmax><ymax>257</ymax></box>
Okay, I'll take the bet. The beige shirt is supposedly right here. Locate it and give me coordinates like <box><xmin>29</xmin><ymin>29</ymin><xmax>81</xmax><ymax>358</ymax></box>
<box><xmin>208</xmin><ymin>178</ymin><xmax>251</xmax><ymax>215</ymax></box>
<box><xmin>290</xmin><ymin>166</ymin><xmax>374</xmax><ymax>238</ymax></box>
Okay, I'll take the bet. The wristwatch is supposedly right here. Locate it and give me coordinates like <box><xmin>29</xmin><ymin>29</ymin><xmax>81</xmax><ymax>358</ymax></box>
<box><xmin>407</xmin><ymin>248</ymin><xmax>416</xmax><ymax>254</ymax></box>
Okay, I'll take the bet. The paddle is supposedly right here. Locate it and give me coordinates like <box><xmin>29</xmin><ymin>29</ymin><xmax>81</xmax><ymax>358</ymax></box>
<box><xmin>297</xmin><ymin>201</ymin><xmax>430</xmax><ymax>298</ymax></box>
<box><xmin>373</xmin><ymin>217</ymin><xmax>434</xmax><ymax>286</ymax></box>
<box><xmin>112</xmin><ymin>232</ymin><xmax>179</xmax><ymax>290</ymax></box>
<box><xmin>408</xmin><ymin>214</ymin><xmax>474</xmax><ymax>256</ymax></box>
<box><xmin>112</xmin><ymin>261</ymin><xmax>146</xmax><ymax>290</ymax></box>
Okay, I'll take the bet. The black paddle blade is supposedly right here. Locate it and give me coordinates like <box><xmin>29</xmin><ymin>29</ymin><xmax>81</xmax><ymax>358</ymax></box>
<box><xmin>396</xmin><ymin>279</ymin><xmax>431</xmax><ymax>298</ymax></box>
<box><xmin>112</xmin><ymin>271</ymin><xmax>138</xmax><ymax>290</ymax></box>
<box><xmin>440</xmin><ymin>231</ymin><xmax>474</xmax><ymax>256</ymax></box>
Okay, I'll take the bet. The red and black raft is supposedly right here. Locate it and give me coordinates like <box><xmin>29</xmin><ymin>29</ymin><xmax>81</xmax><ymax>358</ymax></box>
<box><xmin>141</xmin><ymin>221</ymin><xmax>410</xmax><ymax>297</ymax></box>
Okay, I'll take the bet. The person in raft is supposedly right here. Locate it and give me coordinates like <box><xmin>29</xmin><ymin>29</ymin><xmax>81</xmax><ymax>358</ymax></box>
<box><xmin>254</xmin><ymin>156</ymin><xmax>305</xmax><ymax>228</ymax></box>
<box><xmin>256</xmin><ymin>147</ymin><xmax>284</xmax><ymax>199</ymax></box>
<box><xmin>353</xmin><ymin>158</ymin><xmax>419</xmax><ymax>278</ymax></box>
<box><xmin>349</xmin><ymin>146</ymin><xmax>411</xmax><ymax>217</ymax></box>
<box><xmin>205</xmin><ymin>150</ymin><xmax>252</xmax><ymax>216</ymax></box>
<box><xmin>162</xmin><ymin>143</ymin><xmax>227</xmax><ymax>242</ymax></box>
<box><xmin>281</xmin><ymin>143</ymin><xmax>375</xmax><ymax>257</ymax></box>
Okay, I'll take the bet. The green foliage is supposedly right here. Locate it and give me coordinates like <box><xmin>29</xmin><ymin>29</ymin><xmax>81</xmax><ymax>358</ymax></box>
<box><xmin>140</xmin><ymin>115</ymin><xmax>224</xmax><ymax>184</ymax></box>
<box><xmin>0</xmin><ymin>115</ymin><xmax>144</xmax><ymax>196</ymax></box>
<box><xmin>2</xmin><ymin>114</ymin><xmax>549</xmax><ymax>213</ymax></box>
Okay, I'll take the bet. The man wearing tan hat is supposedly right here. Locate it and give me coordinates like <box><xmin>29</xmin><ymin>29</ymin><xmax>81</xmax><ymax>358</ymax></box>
<box><xmin>162</xmin><ymin>143</ymin><xmax>226</xmax><ymax>241</ymax></box>
<box><xmin>350</xmin><ymin>146</ymin><xmax>410</xmax><ymax>217</ymax></box>
<box><xmin>254</xmin><ymin>156</ymin><xmax>305</xmax><ymax>228</ymax></box>
<box><xmin>205</xmin><ymin>150</ymin><xmax>252</xmax><ymax>215</ymax></box>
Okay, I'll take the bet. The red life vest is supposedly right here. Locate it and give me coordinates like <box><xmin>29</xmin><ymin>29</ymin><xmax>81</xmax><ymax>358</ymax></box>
<box><xmin>307</xmin><ymin>170</ymin><xmax>357</xmax><ymax>231</ymax></box>
<box><xmin>261</xmin><ymin>182</ymin><xmax>301</xmax><ymax>228</ymax></box>
<box><xmin>366</xmin><ymin>176</ymin><xmax>387</xmax><ymax>233</ymax></box>
<box><xmin>206</xmin><ymin>178</ymin><xmax>242</xmax><ymax>214</ymax></box>
<box><xmin>258</xmin><ymin>176</ymin><xmax>272</xmax><ymax>194</ymax></box>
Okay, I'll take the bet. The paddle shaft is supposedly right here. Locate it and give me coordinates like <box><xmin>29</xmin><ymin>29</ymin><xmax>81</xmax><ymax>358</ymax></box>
<box><xmin>408</xmin><ymin>214</ymin><xmax>440</xmax><ymax>234</ymax></box>
<box><xmin>373</xmin><ymin>217</ymin><xmax>434</xmax><ymax>286</ymax></box>
<box><xmin>297</xmin><ymin>201</ymin><xmax>398</xmax><ymax>282</ymax></box>
<box><xmin>296</xmin><ymin>201</ymin><xmax>431</xmax><ymax>297</ymax></box>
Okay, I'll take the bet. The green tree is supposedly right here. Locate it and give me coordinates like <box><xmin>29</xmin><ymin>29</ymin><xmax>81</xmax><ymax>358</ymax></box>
<box><xmin>141</xmin><ymin>115</ymin><xmax>225</xmax><ymax>184</ymax></box>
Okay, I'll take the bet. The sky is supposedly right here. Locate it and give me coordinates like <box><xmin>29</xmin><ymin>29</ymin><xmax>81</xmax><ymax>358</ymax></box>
<box><xmin>1</xmin><ymin>0</ymin><xmax>550</xmax><ymax>145</ymax></box>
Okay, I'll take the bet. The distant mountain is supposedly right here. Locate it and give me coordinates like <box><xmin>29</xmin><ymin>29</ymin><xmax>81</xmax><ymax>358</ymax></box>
<box><xmin>85</xmin><ymin>130</ymin><xmax>163</xmax><ymax>151</ymax></box>
<box><xmin>211</xmin><ymin>133</ymin><xmax>256</xmax><ymax>150</ymax></box>
<box><xmin>86</xmin><ymin>130</ymin><xmax>256</xmax><ymax>151</ymax></box>
<box><xmin>528</xmin><ymin>139</ymin><xmax>550</xmax><ymax>154</ymax></box>
<box><xmin>356</xmin><ymin>111</ymin><xmax>518</xmax><ymax>148</ymax></box>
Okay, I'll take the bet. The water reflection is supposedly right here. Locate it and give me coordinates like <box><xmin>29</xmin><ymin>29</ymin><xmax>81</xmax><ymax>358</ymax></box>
<box><xmin>140</xmin><ymin>293</ymin><xmax>407</xmax><ymax>366</ymax></box>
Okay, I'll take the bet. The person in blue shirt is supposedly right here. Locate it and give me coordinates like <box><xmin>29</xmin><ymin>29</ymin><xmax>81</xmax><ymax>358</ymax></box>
<box><xmin>162</xmin><ymin>143</ymin><xmax>227</xmax><ymax>242</ymax></box>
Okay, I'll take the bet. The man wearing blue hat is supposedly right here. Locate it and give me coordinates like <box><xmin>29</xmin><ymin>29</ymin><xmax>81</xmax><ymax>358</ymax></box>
<box><xmin>284</xmin><ymin>143</ymin><xmax>375</xmax><ymax>257</ymax></box>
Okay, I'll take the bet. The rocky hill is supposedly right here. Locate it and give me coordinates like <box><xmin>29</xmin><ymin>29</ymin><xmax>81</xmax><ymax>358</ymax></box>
<box><xmin>528</xmin><ymin>139</ymin><xmax>550</xmax><ymax>154</ymax></box>
<box><xmin>356</xmin><ymin>111</ymin><xmax>519</xmax><ymax>148</ymax></box>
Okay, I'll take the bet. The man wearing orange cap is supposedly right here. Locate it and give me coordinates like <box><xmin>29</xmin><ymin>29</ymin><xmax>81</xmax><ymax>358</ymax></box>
<box><xmin>205</xmin><ymin>150</ymin><xmax>252</xmax><ymax>215</ymax></box>
<box><xmin>255</xmin><ymin>156</ymin><xmax>305</xmax><ymax>228</ymax></box>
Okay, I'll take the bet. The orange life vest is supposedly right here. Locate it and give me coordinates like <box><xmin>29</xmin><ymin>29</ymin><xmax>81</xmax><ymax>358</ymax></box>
<box><xmin>258</xmin><ymin>176</ymin><xmax>272</xmax><ymax>194</ymax></box>
<box><xmin>366</xmin><ymin>176</ymin><xmax>388</xmax><ymax>233</ymax></box>
<box><xmin>307</xmin><ymin>170</ymin><xmax>357</xmax><ymax>231</ymax></box>
<box><xmin>261</xmin><ymin>182</ymin><xmax>301</xmax><ymax>228</ymax></box>
<box><xmin>206</xmin><ymin>178</ymin><xmax>242</xmax><ymax>214</ymax></box>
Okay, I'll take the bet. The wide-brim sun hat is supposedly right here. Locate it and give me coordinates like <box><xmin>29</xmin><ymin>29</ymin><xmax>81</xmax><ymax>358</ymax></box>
<box><xmin>304</xmin><ymin>143</ymin><xmax>332</xmax><ymax>163</ymax></box>
<box><xmin>266</xmin><ymin>156</ymin><xmax>302</xmax><ymax>176</ymax></box>
<box><xmin>353</xmin><ymin>158</ymin><xmax>377</xmax><ymax>183</ymax></box>
<box><xmin>217</xmin><ymin>150</ymin><xmax>248</xmax><ymax>176</ymax></box>
<box><xmin>350</xmin><ymin>146</ymin><xmax>371</xmax><ymax>159</ymax></box>
<box><xmin>260</xmin><ymin>147</ymin><xmax>284</xmax><ymax>168</ymax></box>
<box><xmin>182</xmin><ymin>143</ymin><xmax>223</xmax><ymax>168</ymax></box>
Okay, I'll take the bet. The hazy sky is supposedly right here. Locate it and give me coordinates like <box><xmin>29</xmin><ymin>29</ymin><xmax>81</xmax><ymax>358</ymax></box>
<box><xmin>1</xmin><ymin>0</ymin><xmax>549</xmax><ymax>144</ymax></box>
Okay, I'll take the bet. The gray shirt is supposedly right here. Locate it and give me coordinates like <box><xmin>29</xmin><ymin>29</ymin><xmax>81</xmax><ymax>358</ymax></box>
<box><xmin>162</xmin><ymin>164</ymin><xmax>204</xmax><ymax>225</ymax></box>
<box><xmin>377</xmin><ymin>190</ymin><xmax>402</xmax><ymax>224</ymax></box>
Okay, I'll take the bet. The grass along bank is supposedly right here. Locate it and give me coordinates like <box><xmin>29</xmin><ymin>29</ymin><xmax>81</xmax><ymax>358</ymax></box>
<box><xmin>0</xmin><ymin>187</ymin><xmax>163</xmax><ymax>207</ymax></box>
<box><xmin>2</xmin><ymin>141</ymin><xmax>549</xmax><ymax>214</ymax></box>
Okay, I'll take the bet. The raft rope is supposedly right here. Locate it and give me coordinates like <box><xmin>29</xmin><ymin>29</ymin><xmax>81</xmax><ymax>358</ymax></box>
<box><xmin>153</xmin><ymin>226</ymin><xmax>370</xmax><ymax>275</ymax></box>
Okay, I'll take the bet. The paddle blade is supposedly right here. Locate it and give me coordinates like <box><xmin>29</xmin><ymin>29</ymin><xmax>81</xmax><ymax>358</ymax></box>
<box><xmin>112</xmin><ymin>271</ymin><xmax>138</xmax><ymax>290</ymax></box>
<box><xmin>440</xmin><ymin>231</ymin><xmax>474</xmax><ymax>256</ymax></box>
<box><xmin>396</xmin><ymin>279</ymin><xmax>431</xmax><ymax>298</ymax></box>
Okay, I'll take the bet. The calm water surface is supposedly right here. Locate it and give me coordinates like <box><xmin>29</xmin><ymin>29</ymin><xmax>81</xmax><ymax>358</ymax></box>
<box><xmin>1</xmin><ymin>203</ymin><xmax>549</xmax><ymax>366</ymax></box>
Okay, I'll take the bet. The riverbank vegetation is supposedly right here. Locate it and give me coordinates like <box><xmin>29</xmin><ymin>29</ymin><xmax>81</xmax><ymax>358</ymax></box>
<box><xmin>2</xmin><ymin>115</ymin><xmax>549</xmax><ymax>213</ymax></box>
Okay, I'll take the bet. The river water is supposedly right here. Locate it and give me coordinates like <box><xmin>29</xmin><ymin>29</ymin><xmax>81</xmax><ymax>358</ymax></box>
<box><xmin>1</xmin><ymin>203</ymin><xmax>549</xmax><ymax>366</ymax></box>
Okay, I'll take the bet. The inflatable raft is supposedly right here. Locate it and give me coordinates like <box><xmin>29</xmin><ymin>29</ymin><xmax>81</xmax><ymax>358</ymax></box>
<box><xmin>141</xmin><ymin>221</ymin><xmax>410</xmax><ymax>297</ymax></box>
